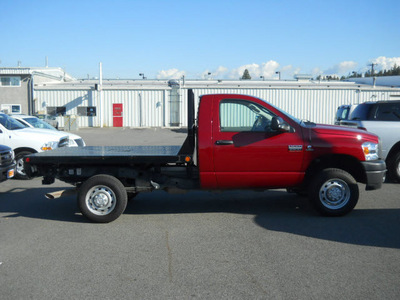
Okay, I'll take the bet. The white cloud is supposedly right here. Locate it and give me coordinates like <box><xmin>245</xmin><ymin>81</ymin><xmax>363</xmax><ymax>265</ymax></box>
<box><xmin>156</xmin><ymin>68</ymin><xmax>186</xmax><ymax>79</ymax></box>
<box><xmin>214</xmin><ymin>66</ymin><xmax>229</xmax><ymax>77</ymax></box>
<box><xmin>337</xmin><ymin>61</ymin><xmax>358</xmax><ymax>74</ymax></box>
<box><xmin>370</xmin><ymin>56</ymin><xmax>400</xmax><ymax>71</ymax></box>
<box><xmin>324</xmin><ymin>61</ymin><xmax>358</xmax><ymax>76</ymax></box>
<box><xmin>157</xmin><ymin>57</ymin><xmax>400</xmax><ymax>81</ymax></box>
<box><xmin>201</xmin><ymin>66</ymin><xmax>229</xmax><ymax>79</ymax></box>
<box><xmin>228</xmin><ymin>60</ymin><xmax>281</xmax><ymax>79</ymax></box>
<box><xmin>311</xmin><ymin>67</ymin><xmax>323</xmax><ymax>77</ymax></box>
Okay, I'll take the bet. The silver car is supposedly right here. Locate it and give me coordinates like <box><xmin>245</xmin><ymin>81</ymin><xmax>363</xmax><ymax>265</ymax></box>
<box><xmin>35</xmin><ymin>114</ymin><xmax>59</xmax><ymax>129</ymax></box>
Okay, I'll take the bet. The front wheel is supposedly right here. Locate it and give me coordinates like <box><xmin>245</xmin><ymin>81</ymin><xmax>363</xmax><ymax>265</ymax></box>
<box><xmin>78</xmin><ymin>175</ymin><xmax>128</xmax><ymax>223</ymax></box>
<box><xmin>387</xmin><ymin>152</ymin><xmax>400</xmax><ymax>182</ymax></box>
<box><xmin>15</xmin><ymin>151</ymin><xmax>34</xmax><ymax>179</ymax></box>
<box><xmin>308</xmin><ymin>168</ymin><xmax>359</xmax><ymax>216</ymax></box>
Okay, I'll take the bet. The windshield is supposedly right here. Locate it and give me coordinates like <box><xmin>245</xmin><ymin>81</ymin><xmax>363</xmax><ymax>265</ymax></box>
<box><xmin>265</xmin><ymin>100</ymin><xmax>302</xmax><ymax>124</ymax></box>
<box><xmin>0</xmin><ymin>114</ymin><xmax>26</xmax><ymax>130</ymax></box>
<box><xmin>23</xmin><ymin>117</ymin><xmax>56</xmax><ymax>130</ymax></box>
<box><xmin>336</xmin><ymin>106</ymin><xmax>350</xmax><ymax>120</ymax></box>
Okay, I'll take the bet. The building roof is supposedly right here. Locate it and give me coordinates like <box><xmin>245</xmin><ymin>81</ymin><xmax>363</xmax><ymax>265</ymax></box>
<box><xmin>32</xmin><ymin>77</ymin><xmax>400</xmax><ymax>91</ymax></box>
<box><xmin>0</xmin><ymin>67</ymin><xmax>75</xmax><ymax>82</ymax></box>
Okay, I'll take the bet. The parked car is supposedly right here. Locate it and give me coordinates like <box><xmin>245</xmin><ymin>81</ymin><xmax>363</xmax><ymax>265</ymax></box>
<box><xmin>12</xmin><ymin>115</ymin><xmax>85</xmax><ymax>147</ymax></box>
<box><xmin>35</xmin><ymin>114</ymin><xmax>59</xmax><ymax>129</ymax></box>
<box><xmin>0</xmin><ymin>112</ymin><xmax>73</xmax><ymax>179</ymax></box>
<box><xmin>0</xmin><ymin>144</ymin><xmax>16</xmax><ymax>182</ymax></box>
<box><xmin>339</xmin><ymin>100</ymin><xmax>400</xmax><ymax>181</ymax></box>
<box><xmin>334</xmin><ymin>104</ymin><xmax>357</xmax><ymax>125</ymax></box>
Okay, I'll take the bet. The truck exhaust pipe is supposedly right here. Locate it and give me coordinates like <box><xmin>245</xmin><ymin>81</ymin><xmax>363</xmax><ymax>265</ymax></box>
<box><xmin>45</xmin><ymin>189</ymin><xmax>76</xmax><ymax>199</ymax></box>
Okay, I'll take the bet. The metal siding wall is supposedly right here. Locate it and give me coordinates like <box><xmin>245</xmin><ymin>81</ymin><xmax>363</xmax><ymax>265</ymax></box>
<box><xmin>34</xmin><ymin>87</ymin><xmax>400</xmax><ymax>128</ymax></box>
<box><xmin>185</xmin><ymin>87</ymin><xmax>400</xmax><ymax>125</ymax></box>
<box><xmin>102</xmin><ymin>89</ymin><xmax>164</xmax><ymax>127</ymax></box>
<box><xmin>34</xmin><ymin>89</ymin><xmax>97</xmax><ymax>128</ymax></box>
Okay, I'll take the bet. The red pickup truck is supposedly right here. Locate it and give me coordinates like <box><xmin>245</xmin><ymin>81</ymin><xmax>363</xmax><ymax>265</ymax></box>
<box><xmin>25</xmin><ymin>90</ymin><xmax>386</xmax><ymax>222</ymax></box>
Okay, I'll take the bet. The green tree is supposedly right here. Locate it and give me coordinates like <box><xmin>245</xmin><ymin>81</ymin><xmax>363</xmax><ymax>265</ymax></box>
<box><xmin>242</xmin><ymin>69</ymin><xmax>251</xmax><ymax>80</ymax></box>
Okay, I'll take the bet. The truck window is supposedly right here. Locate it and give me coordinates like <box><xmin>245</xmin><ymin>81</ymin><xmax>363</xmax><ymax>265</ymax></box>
<box><xmin>374</xmin><ymin>103</ymin><xmax>400</xmax><ymax>121</ymax></box>
<box><xmin>219</xmin><ymin>99</ymin><xmax>275</xmax><ymax>132</ymax></box>
<box><xmin>350</xmin><ymin>104</ymin><xmax>373</xmax><ymax>120</ymax></box>
<box><xmin>337</xmin><ymin>106</ymin><xmax>350</xmax><ymax>120</ymax></box>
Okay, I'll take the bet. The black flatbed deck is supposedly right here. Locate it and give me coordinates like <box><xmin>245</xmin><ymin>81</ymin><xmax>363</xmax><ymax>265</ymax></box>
<box><xmin>27</xmin><ymin>145</ymin><xmax>186</xmax><ymax>165</ymax></box>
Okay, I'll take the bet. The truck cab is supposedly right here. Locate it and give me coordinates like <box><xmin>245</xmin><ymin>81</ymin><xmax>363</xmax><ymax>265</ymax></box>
<box><xmin>198</xmin><ymin>94</ymin><xmax>384</xmax><ymax>193</ymax></box>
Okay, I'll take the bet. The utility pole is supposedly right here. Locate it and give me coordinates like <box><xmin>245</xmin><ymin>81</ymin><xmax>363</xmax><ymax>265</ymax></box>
<box><xmin>369</xmin><ymin>63</ymin><xmax>377</xmax><ymax>76</ymax></box>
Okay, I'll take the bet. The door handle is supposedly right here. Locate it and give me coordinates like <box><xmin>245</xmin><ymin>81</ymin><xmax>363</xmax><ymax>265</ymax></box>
<box><xmin>215</xmin><ymin>140</ymin><xmax>234</xmax><ymax>145</ymax></box>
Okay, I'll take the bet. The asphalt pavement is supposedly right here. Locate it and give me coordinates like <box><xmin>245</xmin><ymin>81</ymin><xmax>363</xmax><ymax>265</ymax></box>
<box><xmin>1</xmin><ymin>127</ymin><xmax>399</xmax><ymax>299</ymax></box>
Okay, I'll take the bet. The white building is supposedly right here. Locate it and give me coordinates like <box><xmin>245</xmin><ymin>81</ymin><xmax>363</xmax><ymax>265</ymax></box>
<box><xmin>2</xmin><ymin>67</ymin><xmax>400</xmax><ymax>128</ymax></box>
<box><xmin>32</xmin><ymin>77</ymin><xmax>400</xmax><ymax>128</ymax></box>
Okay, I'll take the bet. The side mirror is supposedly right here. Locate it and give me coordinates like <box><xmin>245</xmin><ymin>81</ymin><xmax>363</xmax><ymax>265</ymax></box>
<box><xmin>271</xmin><ymin>116</ymin><xmax>290</xmax><ymax>132</ymax></box>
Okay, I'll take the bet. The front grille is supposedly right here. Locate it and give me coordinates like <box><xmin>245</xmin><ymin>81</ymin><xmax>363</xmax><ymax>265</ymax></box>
<box><xmin>74</xmin><ymin>138</ymin><xmax>85</xmax><ymax>147</ymax></box>
<box><xmin>58</xmin><ymin>137</ymin><xmax>70</xmax><ymax>148</ymax></box>
<box><xmin>0</xmin><ymin>150</ymin><xmax>13</xmax><ymax>165</ymax></box>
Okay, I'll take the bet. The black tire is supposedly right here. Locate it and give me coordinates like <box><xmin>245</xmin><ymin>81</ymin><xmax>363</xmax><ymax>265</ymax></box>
<box><xmin>78</xmin><ymin>175</ymin><xmax>127</xmax><ymax>223</ymax></box>
<box><xmin>387</xmin><ymin>152</ymin><xmax>400</xmax><ymax>182</ymax></box>
<box><xmin>308</xmin><ymin>168</ymin><xmax>359</xmax><ymax>216</ymax></box>
<box><xmin>15</xmin><ymin>151</ymin><xmax>33</xmax><ymax>180</ymax></box>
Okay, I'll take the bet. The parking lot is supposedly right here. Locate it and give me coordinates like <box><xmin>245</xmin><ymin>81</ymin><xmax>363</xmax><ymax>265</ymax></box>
<box><xmin>1</xmin><ymin>127</ymin><xmax>400</xmax><ymax>299</ymax></box>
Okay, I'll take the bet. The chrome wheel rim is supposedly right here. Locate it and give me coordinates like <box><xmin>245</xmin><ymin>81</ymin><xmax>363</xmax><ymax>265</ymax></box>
<box><xmin>396</xmin><ymin>161</ymin><xmax>400</xmax><ymax>177</ymax></box>
<box><xmin>319</xmin><ymin>179</ymin><xmax>350</xmax><ymax>210</ymax></box>
<box><xmin>16</xmin><ymin>157</ymin><xmax>26</xmax><ymax>176</ymax></box>
<box><xmin>86</xmin><ymin>185</ymin><xmax>116</xmax><ymax>215</ymax></box>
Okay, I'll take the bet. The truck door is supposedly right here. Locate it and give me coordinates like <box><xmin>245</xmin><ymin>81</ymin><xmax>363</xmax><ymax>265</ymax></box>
<box><xmin>212</xmin><ymin>96</ymin><xmax>304</xmax><ymax>188</ymax></box>
<box><xmin>113</xmin><ymin>104</ymin><xmax>123</xmax><ymax>127</ymax></box>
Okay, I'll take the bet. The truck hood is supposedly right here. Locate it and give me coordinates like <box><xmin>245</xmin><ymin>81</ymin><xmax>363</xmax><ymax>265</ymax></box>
<box><xmin>63</xmin><ymin>131</ymin><xmax>83</xmax><ymax>140</ymax></box>
<box><xmin>309</xmin><ymin>123</ymin><xmax>378</xmax><ymax>141</ymax></box>
<box><xmin>11</xmin><ymin>128</ymin><xmax>68</xmax><ymax>140</ymax></box>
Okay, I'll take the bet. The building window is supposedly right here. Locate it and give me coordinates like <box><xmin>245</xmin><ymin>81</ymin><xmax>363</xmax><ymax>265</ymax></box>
<box><xmin>0</xmin><ymin>76</ymin><xmax>21</xmax><ymax>87</ymax></box>
<box><xmin>77</xmin><ymin>106</ymin><xmax>97</xmax><ymax>116</ymax></box>
<box><xmin>47</xmin><ymin>106</ymin><xmax>66</xmax><ymax>116</ymax></box>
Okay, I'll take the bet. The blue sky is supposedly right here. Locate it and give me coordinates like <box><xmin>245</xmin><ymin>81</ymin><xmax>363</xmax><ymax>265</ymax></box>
<box><xmin>1</xmin><ymin>0</ymin><xmax>399</xmax><ymax>79</ymax></box>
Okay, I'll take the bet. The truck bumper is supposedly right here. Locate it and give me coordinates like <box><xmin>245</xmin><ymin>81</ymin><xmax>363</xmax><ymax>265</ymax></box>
<box><xmin>361</xmin><ymin>160</ymin><xmax>386</xmax><ymax>190</ymax></box>
<box><xmin>0</xmin><ymin>163</ymin><xmax>16</xmax><ymax>182</ymax></box>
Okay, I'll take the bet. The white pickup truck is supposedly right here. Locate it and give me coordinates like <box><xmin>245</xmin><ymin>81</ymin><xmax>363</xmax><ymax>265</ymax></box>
<box><xmin>340</xmin><ymin>100</ymin><xmax>400</xmax><ymax>181</ymax></box>
<box><xmin>0</xmin><ymin>112</ymin><xmax>82</xmax><ymax>179</ymax></box>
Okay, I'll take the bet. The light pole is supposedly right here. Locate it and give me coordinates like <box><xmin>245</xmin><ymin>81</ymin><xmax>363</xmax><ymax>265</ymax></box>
<box><xmin>139</xmin><ymin>73</ymin><xmax>146</xmax><ymax>79</ymax></box>
<box><xmin>260</xmin><ymin>76</ymin><xmax>265</xmax><ymax>81</ymax></box>
<box><xmin>275</xmin><ymin>71</ymin><xmax>281</xmax><ymax>80</ymax></box>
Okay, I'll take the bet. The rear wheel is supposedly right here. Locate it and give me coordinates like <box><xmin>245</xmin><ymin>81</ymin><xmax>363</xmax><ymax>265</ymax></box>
<box><xmin>78</xmin><ymin>175</ymin><xmax>127</xmax><ymax>223</ymax></box>
<box><xmin>308</xmin><ymin>168</ymin><xmax>359</xmax><ymax>216</ymax></box>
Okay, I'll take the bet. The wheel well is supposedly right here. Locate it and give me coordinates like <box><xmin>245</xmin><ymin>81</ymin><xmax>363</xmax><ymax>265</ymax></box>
<box><xmin>386</xmin><ymin>141</ymin><xmax>400</xmax><ymax>163</ymax></box>
<box><xmin>14</xmin><ymin>147</ymin><xmax>37</xmax><ymax>155</ymax></box>
<box><xmin>305</xmin><ymin>154</ymin><xmax>365</xmax><ymax>184</ymax></box>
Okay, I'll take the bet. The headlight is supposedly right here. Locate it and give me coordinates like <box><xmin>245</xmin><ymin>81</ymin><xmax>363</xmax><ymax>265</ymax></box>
<box><xmin>41</xmin><ymin>141</ymin><xmax>59</xmax><ymax>151</ymax></box>
<box><xmin>68</xmin><ymin>138</ymin><xmax>78</xmax><ymax>147</ymax></box>
<box><xmin>362</xmin><ymin>142</ymin><xmax>379</xmax><ymax>161</ymax></box>
<box><xmin>10</xmin><ymin>150</ymin><xmax>15</xmax><ymax>160</ymax></box>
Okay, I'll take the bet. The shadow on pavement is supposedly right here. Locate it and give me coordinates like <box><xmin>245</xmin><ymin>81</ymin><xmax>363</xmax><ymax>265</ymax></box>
<box><xmin>1</xmin><ymin>187</ymin><xmax>399</xmax><ymax>249</ymax></box>
<box><xmin>0</xmin><ymin>186</ymin><xmax>84</xmax><ymax>223</ymax></box>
